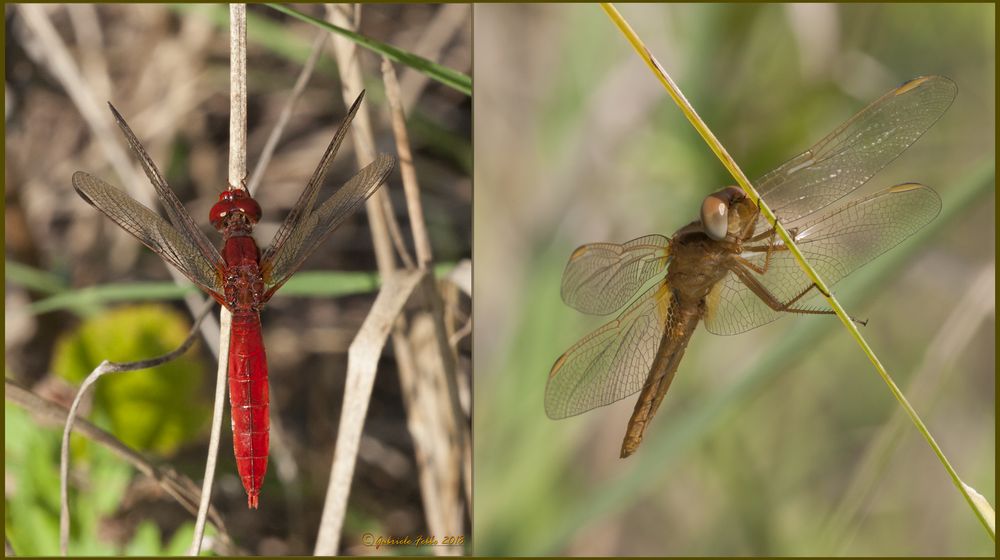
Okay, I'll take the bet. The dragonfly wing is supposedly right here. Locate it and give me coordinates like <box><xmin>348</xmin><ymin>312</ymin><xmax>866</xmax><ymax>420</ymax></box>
<box><xmin>261</xmin><ymin>91</ymin><xmax>367</xmax><ymax>268</ymax></box>
<box><xmin>561</xmin><ymin>235</ymin><xmax>671</xmax><ymax>315</ymax></box>
<box><xmin>754</xmin><ymin>75</ymin><xmax>955</xmax><ymax>229</ymax></box>
<box><xmin>261</xmin><ymin>153</ymin><xmax>395</xmax><ymax>299</ymax></box>
<box><xmin>107</xmin><ymin>103</ymin><xmax>224</xmax><ymax>267</ymax></box>
<box><xmin>546</xmin><ymin>282</ymin><xmax>674</xmax><ymax>419</ymax></box>
<box><xmin>73</xmin><ymin>171</ymin><xmax>225</xmax><ymax>297</ymax></box>
<box><xmin>705</xmin><ymin>183</ymin><xmax>941</xmax><ymax>335</ymax></box>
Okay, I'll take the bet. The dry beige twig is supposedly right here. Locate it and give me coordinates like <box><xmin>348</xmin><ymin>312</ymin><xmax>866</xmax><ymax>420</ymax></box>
<box><xmin>189</xmin><ymin>308</ymin><xmax>231</xmax><ymax>556</ymax></box>
<box><xmin>383</xmin><ymin>59</ymin><xmax>433</xmax><ymax>267</ymax></box>
<box><xmin>189</xmin><ymin>4</ymin><xmax>246</xmax><ymax>556</ymax></box>
<box><xmin>66</xmin><ymin>5</ymin><xmax>111</xmax><ymax>101</ymax></box>
<box><xmin>313</xmin><ymin>269</ymin><xmax>424</xmax><ymax>554</ymax></box>
<box><xmin>383</xmin><ymin>56</ymin><xmax>468</xmax><ymax>553</ymax></box>
<box><xmin>312</xmin><ymin>5</ymin><xmax>469</xmax><ymax>554</ymax></box>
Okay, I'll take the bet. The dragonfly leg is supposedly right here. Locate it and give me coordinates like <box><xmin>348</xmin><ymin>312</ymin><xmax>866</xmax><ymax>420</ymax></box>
<box><xmin>744</xmin><ymin>225</ymin><xmax>799</xmax><ymax>248</ymax></box>
<box><xmin>730</xmin><ymin>266</ymin><xmax>868</xmax><ymax>326</ymax></box>
<box><xmin>737</xmin><ymin>226</ymin><xmax>804</xmax><ymax>274</ymax></box>
<box><xmin>735</xmin><ymin>230</ymin><xmax>783</xmax><ymax>274</ymax></box>
<box><xmin>729</xmin><ymin>265</ymin><xmax>830</xmax><ymax>314</ymax></box>
<box><xmin>727</xmin><ymin>264</ymin><xmax>865</xmax><ymax>326</ymax></box>
<box><xmin>746</xmin><ymin>226</ymin><xmax>778</xmax><ymax>243</ymax></box>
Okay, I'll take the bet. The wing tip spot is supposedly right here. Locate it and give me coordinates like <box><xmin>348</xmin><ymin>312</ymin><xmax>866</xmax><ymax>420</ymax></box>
<box><xmin>894</xmin><ymin>76</ymin><xmax>931</xmax><ymax>95</ymax></box>
<box><xmin>888</xmin><ymin>183</ymin><xmax>924</xmax><ymax>194</ymax></box>
<box><xmin>549</xmin><ymin>353</ymin><xmax>568</xmax><ymax>379</ymax></box>
<box><xmin>569</xmin><ymin>245</ymin><xmax>590</xmax><ymax>261</ymax></box>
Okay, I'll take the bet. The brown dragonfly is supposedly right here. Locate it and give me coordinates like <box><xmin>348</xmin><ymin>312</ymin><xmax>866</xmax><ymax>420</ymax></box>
<box><xmin>545</xmin><ymin>75</ymin><xmax>957</xmax><ymax>458</ymax></box>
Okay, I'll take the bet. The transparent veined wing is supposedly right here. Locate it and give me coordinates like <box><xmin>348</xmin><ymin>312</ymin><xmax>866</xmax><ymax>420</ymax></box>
<box><xmin>560</xmin><ymin>235</ymin><xmax>670</xmax><ymax>315</ymax></box>
<box><xmin>754</xmin><ymin>75</ymin><xmax>955</xmax><ymax>230</ymax></box>
<box><xmin>260</xmin><ymin>154</ymin><xmax>395</xmax><ymax>300</ymax></box>
<box><xmin>546</xmin><ymin>282</ymin><xmax>674</xmax><ymax>419</ymax></box>
<box><xmin>72</xmin><ymin>171</ymin><xmax>225</xmax><ymax>298</ymax></box>
<box><xmin>106</xmin><ymin>103</ymin><xmax>225</xmax><ymax>269</ymax></box>
<box><xmin>261</xmin><ymin>91</ymin><xmax>366</xmax><ymax>272</ymax></box>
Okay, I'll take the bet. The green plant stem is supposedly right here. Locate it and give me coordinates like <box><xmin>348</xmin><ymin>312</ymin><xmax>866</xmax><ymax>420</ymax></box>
<box><xmin>601</xmin><ymin>1</ymin><xmax>994</xmax><ymax>541</ymax></box>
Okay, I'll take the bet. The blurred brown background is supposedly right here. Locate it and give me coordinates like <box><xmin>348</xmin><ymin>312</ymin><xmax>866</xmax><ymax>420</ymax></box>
<box><xmin>474</xmin><ymin>3</ymin><xmax>993</xmax><ymax>556</ymax></box>
<box><xmin>5</xmin><ymin>3</ymin><xmax>470</xmax><ymax>556</ymax></box>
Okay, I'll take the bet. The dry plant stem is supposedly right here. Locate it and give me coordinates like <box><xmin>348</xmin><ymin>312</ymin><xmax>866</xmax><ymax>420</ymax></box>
<box><xmin>18</xmin><ymin>4</ymin><xmax>221</xmax><ymax>355</ymax></box>
<box><xmin>325</xmin><ymin>4</ymin><xmax>397</xmax><ymax>277</ymax></box>
<box><xmin>382</xmin><ymin>59</ymin><xmax>433</xmax><ymax>266</ymax></box>
<box><xmin>18</xmin><ymin>4</ymin><xmax>137</xmax><ymax>201</ymax></box>
<box><xmin>314</xmin><ymin>6</ymin><xmax>398</xmax><ymax>553</ymax></box>
<box><xmin>59</xmin><ymin>300</ymin><xmax>214</xmax><ymax>555</ymax></box>
<box><xmin>314</xmin><ymin>270</ymin><xmax>425</xmax><ymax>555</ymax></box>
<box><xmin>382</xmin><ymin>192</ymin><xmax>418</xmax><ymax>269</ymax></box>
<box><xmin>601</xmin><ymin>2</ymin><xmax>995</xmax><ymax>540</ymax></box>
<box><xmin>190</xmin><ymin>5</ymin><xmax>245</xmax><ymax>556</ymax></box>
<box><xmin>823</xmin><ymin>262</ymin><xmax>997</xmax><ymax>551</ymax></box>
<box><xmin>188</xmin><ymin>309</ymin><xmax>231</xmax><ymax>556</ymax></box>
<box><xmin>247</xmin><ymin>30</ymin><xmax>328</xmax><ymax>196</ymax></box>
<box><xmin>189</xmin><ymin>307</ymin><xmax>230</xmax><ymax>555</ymax></box>
<box><xmin>7</xmin><ymin>380</ymin><xmax>236</xmax><ymax>553</ymax></box>
<box><xmin>384</xmin><ymin>56</ymin><xmax>469</xmax><ymax>546</ymax></box>
<box><xmin>228</xmin><ymin>4</ymin><xmax>248</xmax><ymax>186</ymax></box>
<box><xmin>66</xmin><ymin>4</ymin><xmax>111</xmax><ymax>100</ymax></box>
<box><xmin>317</xmin><ymin>5</ymin><xmax>467</xmax><ymax>553</ymax></box>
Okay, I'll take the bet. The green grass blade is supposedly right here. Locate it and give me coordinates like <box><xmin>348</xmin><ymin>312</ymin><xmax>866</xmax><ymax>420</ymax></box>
<box><xmin>23</xmin><ymin>264</ymin><xmax>457</xmax><ymax>315</ymax></box>
<box><xmin>5</xmin><ymin>261</ymin><xmax>69</xmax><ymax>295</ymax></box>
<box><xmin>30</xmin><ymin>283</ymin><xmax>199</xmax><ymax>315</ymax></box>
<box><xmin>266</xmin><ymin>4</ymin><xmax>472</xmax><ymax>96</ymax></box>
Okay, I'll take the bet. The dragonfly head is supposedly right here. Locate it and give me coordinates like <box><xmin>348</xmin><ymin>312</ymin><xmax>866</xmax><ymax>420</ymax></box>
<box><xmin>210</xmin><ymin>189</ymin><xmax>262</xmax><ymax>232</ymax></box>
<box><xmin>700</xmin><ymin>186</ymin><xmax>748</xmax><ymax>241</ymax></box>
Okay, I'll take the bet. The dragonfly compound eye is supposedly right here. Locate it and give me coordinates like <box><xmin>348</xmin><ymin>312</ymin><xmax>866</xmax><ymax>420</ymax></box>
<box><xmin>235</xmin><ymin>197</ymin><xmax>262</xmax><ymax>224</ymax></box>
<box><xmin>209</xmin><ymin>200</ymin><xmax>232</xmax><ymax>229</ymax></box>
<box><xmin>701</xmin><ymin>193</ymin><xmax>729</xmax><ymax>241</ymax></box>
<box><xmin>701</xmin><ymin>186</ymin><xmax>745</xmax><ymax>241</ymax></box>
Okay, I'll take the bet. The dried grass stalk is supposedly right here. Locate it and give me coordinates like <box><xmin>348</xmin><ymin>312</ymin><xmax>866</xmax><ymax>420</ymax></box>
<box><xmin>313</xmin><ymin>269</ymin><xmax>424</xmax><ymax>554</ymax></box>
<box><xmin>189</xmin><ymin>4</ymin><xmax>246</xmax><ymax>555</ymax></box>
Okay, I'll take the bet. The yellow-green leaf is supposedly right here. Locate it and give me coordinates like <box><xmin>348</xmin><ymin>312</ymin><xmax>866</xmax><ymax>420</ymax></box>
<box><xmin>53</xmin><ymin>304</ymin><xmax>210</xmax><ymax>455</ymax></box>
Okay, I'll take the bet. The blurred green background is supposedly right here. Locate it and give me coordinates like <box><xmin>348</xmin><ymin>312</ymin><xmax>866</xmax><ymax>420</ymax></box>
<box><xmin>474</xmin><ymin>3</ymin><xmax>993</xmax><ymax>556</ymax></box>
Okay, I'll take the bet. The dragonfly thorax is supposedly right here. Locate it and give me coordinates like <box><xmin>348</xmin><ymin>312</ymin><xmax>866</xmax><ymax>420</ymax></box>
<box><xmin>219</xmin><ymin>234</ymin><xmax>265</xmax><ymax>311</ymax></box>
<box><xmin>223</xmin><ymin>262</ymin><xmax>266</xmax><ymax>311</ymax></box>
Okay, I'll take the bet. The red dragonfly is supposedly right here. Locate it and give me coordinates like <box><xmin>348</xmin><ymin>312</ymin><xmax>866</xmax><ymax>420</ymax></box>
<box><xmin>73</xmin><ymin>91</ymin><xmax>394</xmax><ymax>508</ymax></box>
<box><xmin>545</xmin><ymin>76</ymin><xmax>956</xmax><ymax>457</ymax></box>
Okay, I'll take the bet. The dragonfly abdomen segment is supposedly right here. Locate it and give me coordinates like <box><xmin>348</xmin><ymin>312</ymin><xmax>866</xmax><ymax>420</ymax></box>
<box><xmin>229</xmin><ymin>311</ymin><xmax>269</xmax><ymax>509</ymax></box>
<box><xmin>620</xmin><ymin>304</ymin><xmax>700</xmax><ymax>458</ymax></box>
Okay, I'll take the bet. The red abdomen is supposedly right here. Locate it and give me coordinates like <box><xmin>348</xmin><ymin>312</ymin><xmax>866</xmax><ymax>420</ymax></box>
<box><xmin>228</xmin><ymin>311</ymin><xmax>269</xmax><ymax>508</ymax></box>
